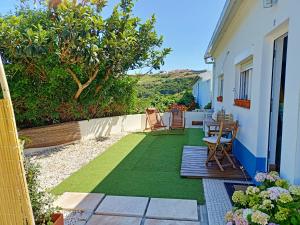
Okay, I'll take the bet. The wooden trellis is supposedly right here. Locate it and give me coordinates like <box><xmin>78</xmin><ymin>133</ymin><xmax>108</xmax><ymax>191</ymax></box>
<box><xmin>0</xmin><ymin>56</ymin><xmax>35</xmax><ymax>225</ymax></box>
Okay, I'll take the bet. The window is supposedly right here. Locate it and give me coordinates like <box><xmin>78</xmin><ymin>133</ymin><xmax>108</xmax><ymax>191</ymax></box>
<box><xmin>237</xmin><ymin>58</ymin><xmax>253</xmax><ymax>100</ymax></box>
<box><xmin>218</xmin><ymin>74</ymin><xmax>224</xmax><ymax>97</ymax></box>
<box><xmin>239</xmin><ymin>68</ymin><xmax>252</xmax><ymax>100</ymax></box>
<box><xmin>234</xmin><ymin>58</ymin><xmax>253</xmax><ymax>108</ymax></box>
<box><xmin>217</xmin><ymin>75</ymin><xmax>224</xmax><ymax>102</ymax></box>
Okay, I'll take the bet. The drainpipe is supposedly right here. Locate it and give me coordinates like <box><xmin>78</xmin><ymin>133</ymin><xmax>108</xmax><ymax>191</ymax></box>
<box><xmin>204</xmin><ymin>56</ymin><xmax>215</xmax><ymax>110</ymax></box>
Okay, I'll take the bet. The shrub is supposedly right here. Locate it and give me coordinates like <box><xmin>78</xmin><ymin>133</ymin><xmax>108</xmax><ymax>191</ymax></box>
<box><xmin>0</xmin><ymin>0</ymin><xmax>170</xmax><ymax>128</ymax></box>
<box><xmin>24</xmin><ymin>158</ymin><xmax>57</xmax><ymax>225</ymax></box>
<box><xmin>178</xmin><ymin>91</ymin><xmax>195</xmax><ymax>107</ymax></box>
<box><xmin>204</xmin><ymin>102</ymin><xmax>212</xmax><ymax>110</ymax></box>
<box><xmin>21</xmin><ymin>140</ymin><xmax>57</xmax><ymax>225</ymax></box>
<box><xmin>225</xmin><ymin>171</ymin><xmax>300</xmax><ymax>225</ymax></box>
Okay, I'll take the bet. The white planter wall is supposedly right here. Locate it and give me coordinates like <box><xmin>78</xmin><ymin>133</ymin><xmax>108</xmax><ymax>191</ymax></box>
<box><xmin>78</xmin><ymin>112</ymin><xmax>211</xmax><ymax>140</ymax></box>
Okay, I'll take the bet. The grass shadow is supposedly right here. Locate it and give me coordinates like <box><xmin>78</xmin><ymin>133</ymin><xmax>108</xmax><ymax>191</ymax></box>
<box><xmin>51</xmin><ymin>129</ymin><xmax>205</xmax><ymax>203</ymax></box>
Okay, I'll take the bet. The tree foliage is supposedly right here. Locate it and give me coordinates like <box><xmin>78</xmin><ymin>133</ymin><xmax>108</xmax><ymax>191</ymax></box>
<box><xmin>0</xmin><ymin>0</ymin><xmax>170</xmax><ymax>127</ymax></box>
<box><xmin>135</xmin><ymin>71</ymin><xmax>197</xmax><ymax>112</ymax></box>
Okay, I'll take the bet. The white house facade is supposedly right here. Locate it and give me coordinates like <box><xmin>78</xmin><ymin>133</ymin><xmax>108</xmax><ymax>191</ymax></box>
<box><xmin>192</xmin><ymin>71</ymin><xmax>212</xmax><ymax>109</ymax></box>
<box><xmin>205</xmin><ymin>0</ymin><xmax>300</xmax><ymax>184</ymax></box>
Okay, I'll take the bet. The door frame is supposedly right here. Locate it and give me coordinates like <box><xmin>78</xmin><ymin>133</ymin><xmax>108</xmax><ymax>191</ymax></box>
<box><xmin>267</xmin><ymin>33</ymin><xmax>288</xmax><ymax>171</ymax></box>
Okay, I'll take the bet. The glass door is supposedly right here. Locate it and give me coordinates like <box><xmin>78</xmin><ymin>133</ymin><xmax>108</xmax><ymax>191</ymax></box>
<box><xmin>268</xmin><ymin>34</ymin><xmax>288</xmax><ymax>172</ymax></box>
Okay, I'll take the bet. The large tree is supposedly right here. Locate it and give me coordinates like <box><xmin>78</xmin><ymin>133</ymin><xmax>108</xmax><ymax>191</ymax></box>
<box><xmin>0</xmin><ymin>0</ymin><xmax>171</xmax><ymax>100</ymax></box>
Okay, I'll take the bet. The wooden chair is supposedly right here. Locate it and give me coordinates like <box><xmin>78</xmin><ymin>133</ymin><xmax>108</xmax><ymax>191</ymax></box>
<box><xmin>145</xmin><ymin>108</ymin><xmax>167</xmax><ymax>131</ymax></box>
<box><xmin>169</xmin><ymin>108</ymin><xmax>185</xmax><ymax>130</ymax></box>
<box><xmin>203</xmin><ymin>122</ymin><xmax>235</xmax><ymax>171</ymax></box>
<box><xmin>220</xmin><ymin>122</ymin><xmax>238</xmax><ymax>169</ymax></box>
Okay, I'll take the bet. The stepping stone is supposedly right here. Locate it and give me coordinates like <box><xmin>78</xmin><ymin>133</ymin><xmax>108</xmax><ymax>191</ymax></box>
<box><xmin>144</xmin><ymin>219</ymin><xmax>200</xmax><ymax>225</ymax></box>
<box><xmin>146</xmin><ymin>198</ymin><xmax>198</xmax><ymax>221</ymax></box>
<box><xmin>95</xmin><ymin>195</ymin><xmax>149</xmax><ymax>217</ymax></box>
<box><xmin>54</xmin><ymin>192</ymin><xmax>105</xmax><ymax>211</ymax></box>
<box><xmin>86</xmin><ymin>215</ymin><xmax>142</xmax><ymax>225</ymax></box>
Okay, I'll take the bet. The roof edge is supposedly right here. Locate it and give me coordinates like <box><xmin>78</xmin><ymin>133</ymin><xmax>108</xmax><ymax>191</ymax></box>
<box><xmin>204</xmin><ymin>0</ymin><xmax>242</xmax><ymax>61</ymax></box>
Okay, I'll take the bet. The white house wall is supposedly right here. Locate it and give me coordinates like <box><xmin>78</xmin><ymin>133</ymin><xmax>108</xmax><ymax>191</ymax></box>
<box><xmin>211</xmin><ymin>0</ymin><xmax>300</xmax><ymax>183</ymax></box>
<box><xmin>192</xmin><ymin>79</ymin><xmax>212</xmax><ymax>108</ymax></box>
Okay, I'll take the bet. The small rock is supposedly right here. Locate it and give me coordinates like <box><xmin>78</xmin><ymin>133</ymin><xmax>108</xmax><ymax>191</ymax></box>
<box><xmin>26</xmin><ymin>133</ymin><xmax>127</xmax><ymax>190</ymax></box>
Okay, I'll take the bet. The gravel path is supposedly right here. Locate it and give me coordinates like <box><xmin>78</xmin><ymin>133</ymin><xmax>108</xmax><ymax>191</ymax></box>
<box><xmin>25</xmin><ymin>132</ymin><xmax>128</xmax><ymax>190</ymax></box>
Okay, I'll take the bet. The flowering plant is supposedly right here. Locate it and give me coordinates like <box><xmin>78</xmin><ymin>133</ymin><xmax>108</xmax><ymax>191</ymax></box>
<box><xmin>225</xmin><ymin>171</ymin><xmax>300</xmax><ymax>225</ymax></box>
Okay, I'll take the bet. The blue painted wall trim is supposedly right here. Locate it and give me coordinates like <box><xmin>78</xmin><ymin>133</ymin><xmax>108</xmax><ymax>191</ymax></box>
<box><xmin>233</xmin><ymin>139</ymin><xmax>267</xmax><ymax>180</ymax></box>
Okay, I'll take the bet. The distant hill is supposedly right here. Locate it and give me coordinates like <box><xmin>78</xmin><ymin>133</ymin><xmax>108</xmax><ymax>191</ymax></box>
<box><xmin>133</xmin><ymin>69</ymin><xmax>207</xmax><ymax>112</ymax></box>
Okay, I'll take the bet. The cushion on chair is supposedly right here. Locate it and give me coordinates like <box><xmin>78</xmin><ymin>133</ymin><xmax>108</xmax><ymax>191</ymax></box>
<box><xmin>202</xmin><ymin>136</ymin><xmax>231</xmax><ymax>144</ymax></box>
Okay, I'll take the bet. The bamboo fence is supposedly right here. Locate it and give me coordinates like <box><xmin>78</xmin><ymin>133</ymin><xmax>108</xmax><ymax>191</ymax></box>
<box><xmin>0</xmin><ymin>56</ymin><xmax>35</xmax><ymax>224</ymax></box>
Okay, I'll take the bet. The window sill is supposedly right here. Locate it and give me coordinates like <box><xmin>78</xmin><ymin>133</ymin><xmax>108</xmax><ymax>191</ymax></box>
<box><xmin>234</xmin><ymin>99</ymin><xmax>251</xmax><ymax>109</ymax></box>
<box><xmin>217</xmin><ymin>96</ymin><xmax>223</xmax><ymax>102</ymax></box>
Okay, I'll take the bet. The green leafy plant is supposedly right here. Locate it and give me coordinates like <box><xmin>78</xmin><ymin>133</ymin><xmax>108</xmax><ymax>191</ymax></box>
<box><xmin>204</xmin><ymin>102</ymin><xmax>212</xmax><ymax>110</ymax></box>
<box><xmin>24</xmin><ymin>158</ymin><xmax>57</xmax><ymax>225</ymax></box>
<box><xmin>20</xmin><ymin>140</ymin><xmax>57</xmax><ymax>225</ymax></box>
<box><xmin>225</xmin><ymin>171</ymin><xmax>300</xmax><ymax>225</ymax></box>
<box><xmin>0</xmin><ymin>0</ymin><xmax>170</xmax><ymax>128</ymax></box>
<box><xmin>135</xmin><ymin>71</ymin><xmax>198</xmax><ymax>113</ymax></box>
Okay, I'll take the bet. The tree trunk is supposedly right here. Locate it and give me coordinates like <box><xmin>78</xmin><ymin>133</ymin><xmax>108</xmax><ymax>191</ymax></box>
<box><xmin>74</xmin><ymin>86</ymin><xmax>84</xmax><ymax>100</ymax></box>
<box><xmin>67</xmin><ymin>67</ymin><xmax>99</xmax><ymax>100</ymax></box>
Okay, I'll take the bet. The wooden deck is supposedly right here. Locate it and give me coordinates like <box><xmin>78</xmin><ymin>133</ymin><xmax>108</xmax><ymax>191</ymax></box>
<box><xmin>180</xmin><ymin>146</ymin><xmax>250</xmax><ymax>180</ymax></box>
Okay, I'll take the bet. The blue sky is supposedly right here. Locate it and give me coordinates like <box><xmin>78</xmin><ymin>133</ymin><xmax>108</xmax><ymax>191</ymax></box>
<box><xmin>0</xmin><ymin>0</ymin><xmax>225</xmax><ymax>72</ymax></box>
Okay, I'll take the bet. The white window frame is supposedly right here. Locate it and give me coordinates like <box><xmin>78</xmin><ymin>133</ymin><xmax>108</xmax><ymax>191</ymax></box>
<box><xmin>236</xmin><ymin>58</ymin><xmax>253</xmax><ymax>100</ymax></box>
<box><xmin>218</xmin><ymin>74</ymin><xmax>224</xmax><ymax>97</ymax></box>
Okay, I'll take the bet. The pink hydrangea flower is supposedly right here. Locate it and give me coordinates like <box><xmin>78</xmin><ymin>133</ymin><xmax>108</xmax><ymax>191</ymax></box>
<box><xmin>255</xmin><ymin>172</ymin><xmax>267</xmax><ymax>182</ymax></box>
<box><xmin>267</xmin><ymin>187</ymin><xmax>289</xmax><ymax>200</ymax></box>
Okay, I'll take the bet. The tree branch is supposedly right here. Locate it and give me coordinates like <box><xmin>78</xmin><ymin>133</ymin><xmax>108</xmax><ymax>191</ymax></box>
<box><xmin>67</xmin><ymin>67</ymin><xmax>82</xmax><ymax>88</ymax></box>
<box><xmin>82</xmin><ymin>67</ymin><xmax>99</xmax><ymax>89</ymax></box>
<box><xmin>95</xmin><ymin>67</ymin><xmax>112</xmax><ymax>94</ymax></box>
<box><xmin>67</xmin><ymin>66</ymin><xmax>100</xmax><ymax>100</ymax></box>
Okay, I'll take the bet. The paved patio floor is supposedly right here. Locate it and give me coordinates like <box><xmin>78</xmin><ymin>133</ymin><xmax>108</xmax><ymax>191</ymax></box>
<box><xmin>55</xmin><ymin>193</ymin><xmax>209</xmax><ymax>225</ymax></box>
<box><xmin>203</xmin><ymin>179</ymin><xmax>252</xmax><ymax>225</ymax></box>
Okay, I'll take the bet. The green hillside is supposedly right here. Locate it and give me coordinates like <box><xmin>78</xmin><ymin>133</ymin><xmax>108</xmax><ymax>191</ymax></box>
<box><xmin>134</xmin><ymin>70</ymin><xmax>203</xmax><ymax>112</ymax></box>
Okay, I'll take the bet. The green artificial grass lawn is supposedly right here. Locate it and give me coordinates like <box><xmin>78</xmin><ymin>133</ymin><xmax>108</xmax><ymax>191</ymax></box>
<box><xmin>52</xmin><ymin>128</ymin><xmax>205</xmax><ymax>203</ymax></box>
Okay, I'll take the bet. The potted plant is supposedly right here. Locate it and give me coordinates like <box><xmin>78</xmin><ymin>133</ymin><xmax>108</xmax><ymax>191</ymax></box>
<box><xmin>217</xmin><ymin>96</ymin><xmax>223</xmax><ymax>102</ymax></box>
<box><xmin>51</xmin><ymin>213</ymin><xmax>64</xmax><ymax>225</ymax></box>
<box><xmin>234</xmin><ymin>99</ymin><xmax>251</xmax><ymax>109</ymax></box>
<box><xmin>225</xmin><ymin>171</ymin><xmax>300</xmax><ymax>225</ymax></box>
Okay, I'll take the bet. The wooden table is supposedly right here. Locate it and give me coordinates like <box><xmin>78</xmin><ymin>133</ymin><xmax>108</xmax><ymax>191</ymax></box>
<box><xmin>203</xmin><ymin>118</ymin><xmax>235</xmax><ymax>136</ymax></box>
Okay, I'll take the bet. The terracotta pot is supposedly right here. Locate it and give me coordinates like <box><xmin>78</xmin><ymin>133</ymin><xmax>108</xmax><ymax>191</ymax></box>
<box><xmin>234</xmin><ymin>99</ymin><xmax>251</xmax><ymax>109</ymax></box>
<box><xmin>217</xmin><ymin>96</ymin><xmax>223</xmax><ymax>102</ymax></box>
<box><xmin>51</xmin><ymin>213</ymin><xmax>64</xmax><ymax>225</ymax></box>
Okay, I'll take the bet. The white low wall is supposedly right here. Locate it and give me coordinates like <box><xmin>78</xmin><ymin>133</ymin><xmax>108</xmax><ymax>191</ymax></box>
<box><xmin>78</xmin><ymin>114</ymin><xmax>147</xmax><ymax>139</ymax></box>
<box><xmin>23</xmin><ymin>111</ymin><xmax>213</xmax><ymax>152</ymax></box>
<box><xmin>78</xmin><ymin>111</ymin><xmax>212</xmax><ymax>140</ymax></box>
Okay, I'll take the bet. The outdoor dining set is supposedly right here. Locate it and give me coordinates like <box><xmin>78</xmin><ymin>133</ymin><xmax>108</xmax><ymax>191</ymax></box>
<box><xmin>144</xmin><ymin>107</ymin><xmax>239</xmax><ymax>172</ymax></box>
<box><xmin>203</xmin><ymin>111</ymin><xmax>239</xmax><ymax>172</ymax></box>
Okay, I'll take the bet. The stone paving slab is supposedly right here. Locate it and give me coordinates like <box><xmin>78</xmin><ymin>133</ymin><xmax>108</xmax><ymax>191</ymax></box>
<box><xmin>144</xmin><ymin>219</ymin><xmax>200</xmax><ymax>225</ymax></box>
<box><xmin>54</xmin><ymin>192</ymin><xmax>105</xmax><ymax>212</ymax></box>
<box><xmin>95</xmin><ymin>195</ymin><xmax>149</xmax><ymax>217</ymax></box>
<box><xmin>86</xmin><ymin>215</ymin><xmax>142</xmax><ymax>225</ymax></box>
<box><xmin>146</xmin><ymin>198</ymin><xmax>198</xmax><ymax>221</ymax></box>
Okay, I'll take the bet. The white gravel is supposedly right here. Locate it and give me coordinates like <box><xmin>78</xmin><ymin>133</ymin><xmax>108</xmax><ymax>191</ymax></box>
<box><xmin>62</xmin><ymin>210</ymin><xmax>93</xmax><ymax>225</ymax></box>
<box><xmin>25</xmin><ymin>132</ymin><xmax>128</xmax><ymax>190</ymax></box>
